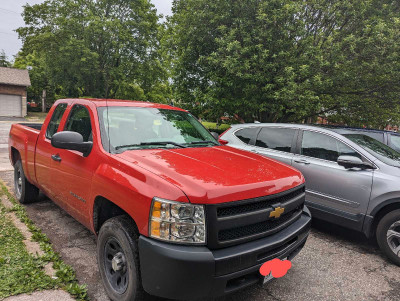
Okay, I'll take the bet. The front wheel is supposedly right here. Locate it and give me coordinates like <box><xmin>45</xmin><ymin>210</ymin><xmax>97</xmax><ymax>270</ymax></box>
<box><xmin>97</xmin><ymin>216</ymin><xmax>142</xmax><ymax>301</ymax></box>
<box><xmin>376</xmin><ymin>209</ymin><xmax>400</xmax><ymax>266</ymax></box>
<box><xmin>14</xmin><ymin>160</ymin><xmax>39</xmax><ymax>204</ymax></box>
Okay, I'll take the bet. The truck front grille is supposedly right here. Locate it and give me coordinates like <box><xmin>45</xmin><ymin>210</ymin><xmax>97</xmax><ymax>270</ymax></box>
<box><xmin>206</xmin><ymin>185</ymin><xmax>305</xmax><ymax>249</ymax></box>
<box><xmin>217</xmin><ymin>188</ymin><xmax>304</xmax><ymax>218</ymax></box>
<box><xmin>218</xmin><ymin>208</ymin><xmax>302</xmax><ymax>241</ymax></box>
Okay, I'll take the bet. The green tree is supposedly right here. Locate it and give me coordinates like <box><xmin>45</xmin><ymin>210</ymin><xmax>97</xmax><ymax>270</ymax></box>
<box><xmin>168</xmin><ymin>0</ymin><xmax>400</xmax><ymax>127</ymax></box>
<box><xmin>14</xmin><ymin>50</ymin><xmax>55</xmax><ymax>104</ymax></box>
<box><xmin>17</xmin><ymin>0</ymin><xmax>170</xmax><ymax>102</ymax></box>
<box><xmin>0</xmin><ymin>50</ymin><xmax>11</xmax><ymax>67</ymax></box>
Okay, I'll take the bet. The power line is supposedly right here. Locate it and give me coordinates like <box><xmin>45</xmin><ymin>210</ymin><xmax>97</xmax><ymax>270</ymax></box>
<box><xmin>0</xmin><ymin>31</ymin><xmax>18</xmax><ymax>37</ymax></box>
<box><xmin>0</xmin><ymin>7</ymin><xmax>20</xmax><ymax>15</ymax></box>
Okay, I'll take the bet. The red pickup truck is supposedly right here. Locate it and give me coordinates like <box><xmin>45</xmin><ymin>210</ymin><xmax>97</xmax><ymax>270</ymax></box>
<box><xmin>9</xmin><ymin>98</ymin><xmax>311</xmax><ymax>301</ymax></box>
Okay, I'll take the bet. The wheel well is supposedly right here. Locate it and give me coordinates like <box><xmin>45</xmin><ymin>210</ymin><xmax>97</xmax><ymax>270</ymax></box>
<box><xmin>93</xmin><ymin>196</ymin><xmax>138</xmax><ymax>234</ymax></box>
<box><xmin>371</xmin><ymin>202</ymin><xmax>400</xmax><ymax>237</ymax></box>
<box><xmin>10</xmin><ymin>147</ymin><xmax>20</xmax><ymax>166</ymax></box>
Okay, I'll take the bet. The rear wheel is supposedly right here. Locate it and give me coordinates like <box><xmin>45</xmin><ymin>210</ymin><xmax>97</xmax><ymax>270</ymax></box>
<box><xmin>14</xmin><ymin>160</ymin><xmax>39</xmax><ymax>204</ymax></box>
<box><xmin>376</xmin><ymin>210</ymin><xmax>400</xmax><ymax>266</ymax></box>
<box><xmin>97</xmin><ymin>216</ymin><xmax>142</xmax><ymax>301</ymax></box>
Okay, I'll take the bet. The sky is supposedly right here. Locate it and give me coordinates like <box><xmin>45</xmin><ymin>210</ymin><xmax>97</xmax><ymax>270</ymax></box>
<box><xmin>0</xmin><ymin>0</ymin><xmax>173</xmax><ymax>60</ymax></box>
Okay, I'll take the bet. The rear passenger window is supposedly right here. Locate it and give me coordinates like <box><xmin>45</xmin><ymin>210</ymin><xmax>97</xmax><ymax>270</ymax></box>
<box><xmin>235</xmin><ymin>128</ymin><xmax>258</xmax><ymax>144</ymax></box>
<box><xmin>46</xmin><ymin>103</ymin><xmax>67</xmax><ymax>139</ymax></box>
<box><xmin>302</xmin><ymin>131</ymin><xmax>361</xmax><ymax>162</ymax></box>
<box><xmin>256</xmin><ymin>128</ymin><xmax>295</xmax><ymax>153</ymax></box>
<box><xmin>64</xmin><ymin>105</ymin><xmax>92</xmax><ymax>142</ymax></box>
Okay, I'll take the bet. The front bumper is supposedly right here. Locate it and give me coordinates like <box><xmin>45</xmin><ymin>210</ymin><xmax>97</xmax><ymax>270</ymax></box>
<box><xmin>139</xmin><ymin>206</ymin><xmax>311</xmax><ymax>300</ymax></box>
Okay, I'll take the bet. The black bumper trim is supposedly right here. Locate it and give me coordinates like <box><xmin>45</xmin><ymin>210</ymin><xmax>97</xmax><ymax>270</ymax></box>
<box><xmin>139</xmin><ymin>207</ymin><xmax>311</xmax><ymax>300</ymax></box>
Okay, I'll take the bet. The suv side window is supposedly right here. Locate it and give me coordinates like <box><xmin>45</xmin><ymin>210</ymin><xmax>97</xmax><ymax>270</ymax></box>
<box><xmin>390</xmin><ymin>135</ymin><xmax>400</xmax><ymax>152</ymax></box>
<box><xmin>235</xmin><ymin>127</ymin><xmax>258</xmax><ymax>144</ymax></box>
<box><xmin>361</xmin><ymin>131</ymin><xmax>384</xmax><ymax>143</ymax></box>
<box><xmin>46</xmin><ymin>103</ymin><xmax>67</xmax><ymax>139</ymax></box>
<box><xmin>64</xmin><ymin>105</ymin><xmax>92</xmax><ymax>142</ymax></box>
<box><xmin>256</xmin><ymin>128</ymin><xmax>295</xmax><ymax>153</ymax></box>
<box><xmin>301</xmin><ymin>131</ymin><xmax>361</xmax><ymax>162</ymax></box>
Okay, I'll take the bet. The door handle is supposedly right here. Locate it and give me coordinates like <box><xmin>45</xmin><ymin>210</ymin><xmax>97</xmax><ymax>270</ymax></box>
<box><xmin>294</xmin><ymin>159</ymin><xmax>310</xmax><ymax>165</ymax></box>
<box><xmin>51</xmin><ymin>154</ymin><xmax>62</xmax><ymax>162</ymax></box>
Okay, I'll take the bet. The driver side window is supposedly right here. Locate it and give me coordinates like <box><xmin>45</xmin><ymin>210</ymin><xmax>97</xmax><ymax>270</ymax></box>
<box><xmin>64</xmin><ymin>105</ymin><xmax>93</xmax><ymax>142</ymax></box>
<box><xmin>301</xmin><ymin>131</ymin><xmax>361</xmax><ymax>162</ymax></box>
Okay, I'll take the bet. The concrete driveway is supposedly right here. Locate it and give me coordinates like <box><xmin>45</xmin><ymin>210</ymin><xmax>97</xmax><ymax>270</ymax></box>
<box><xmin>0</xmin><ymin>120</ymin><xmax>17</xmax><ymax>172</ymax></box>
<box><xmin>0</xmin><ymin>120</ymin><xmax>399</xmax><ymax>301</ymax></box>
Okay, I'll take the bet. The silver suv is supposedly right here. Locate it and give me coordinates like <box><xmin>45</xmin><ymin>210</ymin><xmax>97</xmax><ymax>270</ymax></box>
<box><xmin>220</xmin><ymin>123</ymin><xmax>400</xmax><ymax>265</ymax></box>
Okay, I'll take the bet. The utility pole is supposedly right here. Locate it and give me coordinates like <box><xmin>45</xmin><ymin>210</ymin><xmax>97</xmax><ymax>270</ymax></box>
<box><xmin>42</xmin><ymin>90</ymin><xmax>46</xmax><ymax>113</ymax></box>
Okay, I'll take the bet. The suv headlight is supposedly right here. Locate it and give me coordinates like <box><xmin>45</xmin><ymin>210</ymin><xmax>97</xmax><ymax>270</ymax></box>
<box><xmin>149</xmin><ymin>197</ymin><xmax>206</xmax><ymax>244</ymax></box>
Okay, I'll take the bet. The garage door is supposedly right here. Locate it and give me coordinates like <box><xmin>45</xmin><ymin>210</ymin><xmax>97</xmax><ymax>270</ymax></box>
<box><xmin>0</xmin><ymin>94</ymin><xmax>22</xmax><ymax>117</ymax></box>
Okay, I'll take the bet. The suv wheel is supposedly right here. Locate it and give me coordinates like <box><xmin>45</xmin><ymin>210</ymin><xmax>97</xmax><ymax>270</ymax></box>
<box><xmin>97</xmin><ymin>216</ymin><xmax>142</xmax><ymax>301</ymax></box>
<box><xmin>376</xmin><ymin>209</ymin><xmax>400</xmax><ymax>266</ymax></box>
<box><xmin>14</xmin><ymin>160</ymin><xmax>39</xmax><ymax>204</ymax></box>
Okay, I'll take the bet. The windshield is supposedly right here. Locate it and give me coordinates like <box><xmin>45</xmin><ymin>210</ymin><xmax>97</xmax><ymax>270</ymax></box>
<box><xmin>98</xmin><ymin>107</ymin><xmax>218</xmax><ymax>152</ymax></box>
<box><xmin>343</xmin><ymin>134</ymin><xmax>400</xmax><ymax>167</ymax></box>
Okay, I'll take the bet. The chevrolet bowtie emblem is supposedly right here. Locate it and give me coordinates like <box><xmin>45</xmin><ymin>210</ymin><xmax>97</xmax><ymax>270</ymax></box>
<box><xmin>270</xmin><ymin>207</ymin><xmax>285</xmax><ymax>218</ymax></box>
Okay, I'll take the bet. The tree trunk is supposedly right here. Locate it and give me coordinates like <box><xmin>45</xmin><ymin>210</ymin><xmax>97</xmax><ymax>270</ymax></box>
<box><xmin>42</xmin><ymin>90</ymin><xmax>46</xmax><ymax>113</ymax></box>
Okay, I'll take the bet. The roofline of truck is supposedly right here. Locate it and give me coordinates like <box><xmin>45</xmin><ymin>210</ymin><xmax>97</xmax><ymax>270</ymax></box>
<box><xmin>55</xmin><ymin>98</ymin><xmax>187</xmax><ymax>112</ymax></box>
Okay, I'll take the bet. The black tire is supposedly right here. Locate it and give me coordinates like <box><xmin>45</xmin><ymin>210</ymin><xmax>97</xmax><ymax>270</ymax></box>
<box><xmin>97</xmin><ymin>216</ymin><xmax>142</xmax><ymax>301</ymax></box>
<box><xmin>376</xmin><ymin>209</ymin><xmax>400</xmax><ymax>266</ymax></box>
<box><xmin>14</xmin><ymin>160</ymin><xmax>39</xmax><ymax>204</ymax></box>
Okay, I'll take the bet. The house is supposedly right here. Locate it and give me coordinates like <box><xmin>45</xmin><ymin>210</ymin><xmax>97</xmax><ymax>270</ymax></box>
<box><xmin>0</xmin><ymin>67</ymin><xmax>31</xmax><ymax>117</ymax></box>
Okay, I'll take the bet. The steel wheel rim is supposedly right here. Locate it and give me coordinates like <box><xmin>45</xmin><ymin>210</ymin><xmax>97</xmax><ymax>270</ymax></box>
<box><xmin>15</xmin><ymin>167</ymin><xmax>22</xmax><ymax>199</ymax></box>
<box><xmin>387</xmin><ymin>220</ymin><xmax>400</xmax><ymax>257</ymax></box>
<box><xmin>104</xmin><ymin>237</ymin><xmax>129</xmax><ymax>294</ymax></box>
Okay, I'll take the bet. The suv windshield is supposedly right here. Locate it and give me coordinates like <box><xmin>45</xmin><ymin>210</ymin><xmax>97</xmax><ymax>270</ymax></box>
<box><xmin>98</xmin><ymin>107</ymin><xmax>217</xmax><ymax>152</ymax></box>
<box><xmin>343</xmin><ymin>134</ymin><xmax>400</xmax><ymax>167</ymax></box>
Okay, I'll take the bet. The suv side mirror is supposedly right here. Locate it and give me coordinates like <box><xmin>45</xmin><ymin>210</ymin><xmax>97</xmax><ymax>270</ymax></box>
<box><xmin>51</xmin><ymin>131</ymin><xmax>92</xmax><ymax>157</ymax></box>
<box><xmin>337</xmin><ymin>155</ymin><xmax>374</xmax><ymax>169</ymax></box>
<box><xmin>210</xmin><ymin>132</ymin><xmax>219</xmax><ymax>140</ymax></box>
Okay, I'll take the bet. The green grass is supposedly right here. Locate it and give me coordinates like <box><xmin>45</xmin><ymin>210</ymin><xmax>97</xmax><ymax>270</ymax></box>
<box><xmin>0</xmin><ymin>204</ymin><xmax>53</xmax><ymax>297</ymax></box>
<box><xmin>25</xmin><ymin>112</ymin><xmax>48</xmax><ymax>122</ymax></box>
<box><xmin>201</xmin><ymin>122</ymin><xmax>231</xmax><ymax>134</ymax></box>
<box><xmin>0</xmin><ymin>183</ymin><xmax>88</xmax><ymax>300</ymax></box>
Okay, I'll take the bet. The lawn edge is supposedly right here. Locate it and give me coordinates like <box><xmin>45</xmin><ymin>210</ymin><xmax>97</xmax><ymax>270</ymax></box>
<box><xmin>0</xmin><ymin>180</ymin><xmax>88</xmax><ymax>300</ymax></box>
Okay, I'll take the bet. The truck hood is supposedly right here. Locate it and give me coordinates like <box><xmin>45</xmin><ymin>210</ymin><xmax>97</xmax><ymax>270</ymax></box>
<box><xmin>116</xmin><ymin>146</ymin><xmax>304</xmax><ymax>204</ymax></box>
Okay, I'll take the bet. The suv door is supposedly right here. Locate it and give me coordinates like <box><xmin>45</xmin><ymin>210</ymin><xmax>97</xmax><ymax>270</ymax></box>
<box><xmin>50</xmin><ymin>104</ymin><xmax>95</xmax><ymax>227</ymax></box>
<box><xmin>293</xmin><ymin>130</ymin><xmax>373</xmax><ymax>230</ymax></box>
<box><xmin>252</xmin><ymin>127</ymin><xmax>297</xmax><ymax>166</ymax></box>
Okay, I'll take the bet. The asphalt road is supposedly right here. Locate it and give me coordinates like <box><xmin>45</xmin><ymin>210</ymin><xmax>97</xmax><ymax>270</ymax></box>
<box><xmin>0</xmin><ymin>120</ymin><xmax>399</xmax><ymax>301</ymax></box>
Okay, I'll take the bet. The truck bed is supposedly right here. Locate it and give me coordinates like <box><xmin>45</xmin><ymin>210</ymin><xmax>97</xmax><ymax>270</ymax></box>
<box><xmin>9</xmin><ymin>123</ymin><xmax>43</xmax><ymax>185</ymax></box>
<box><xmin>18</xmin><ymin>123</ymin><xmax>43</xmax><ymax>131</ymax></box>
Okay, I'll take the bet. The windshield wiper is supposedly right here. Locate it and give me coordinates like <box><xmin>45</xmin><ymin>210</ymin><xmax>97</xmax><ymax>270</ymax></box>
<box><xmin>188</xmin><ymin>140</ymin><xmax>219</xmax><ymax>146</ymax></box>
<box><xmin>115</xmin><ymin>141</ymin><xmax>187</xmax><ymax>150</ymax></box>
<box><xmin>141</xmin><ymin>141</ymin><xmax>187</xmax><ymax>148</ymax></box>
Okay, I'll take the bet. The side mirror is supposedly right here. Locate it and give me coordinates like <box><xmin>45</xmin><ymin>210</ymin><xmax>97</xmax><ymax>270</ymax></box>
<box><xmin>337</xmin><ymin>155</ymin><xmax>374</xmax><ymax>169</ymax></box>
<box><xmin>210</xmin><ymin>132</ymin><xmax>219</xmax><ymax>140</ymax></box>
<box><xmin>51</xmin><ymin>131</ymin><xmax>92</xmax><ymax>157</ymax></box>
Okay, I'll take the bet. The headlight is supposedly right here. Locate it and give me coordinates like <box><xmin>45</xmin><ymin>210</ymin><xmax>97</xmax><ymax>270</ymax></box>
<box><xmin>149</xmin><ymin>197</ymin><xmax>206</xmax><ymax>244</ymax></box>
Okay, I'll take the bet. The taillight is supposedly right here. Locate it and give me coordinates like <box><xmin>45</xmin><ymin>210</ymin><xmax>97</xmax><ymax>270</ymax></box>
<box><xmin>218</xmin><ymin>127</ymin><xmax>231</xmax><ymax>145</ymax></box>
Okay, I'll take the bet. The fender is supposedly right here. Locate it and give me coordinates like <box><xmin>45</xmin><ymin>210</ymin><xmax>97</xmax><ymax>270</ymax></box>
<box><xmin>369</xmin><ymin>198</ymin><xmax>400</xmax><ymax>217</ymax></box>
<box><xmin>9</xmin><ymin>124</ymin><xmax>39</xmax><ymax>185</ymax></box>
<box><xmin>362</xmin><ymin>198</ymin><xmax>400</xmax><ymax>237</ymax></box>
<box><xmin>88</xmin><ymin>157</ymin><xmax>189</xmax><ymax>236</ymax></box>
